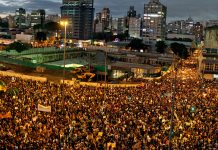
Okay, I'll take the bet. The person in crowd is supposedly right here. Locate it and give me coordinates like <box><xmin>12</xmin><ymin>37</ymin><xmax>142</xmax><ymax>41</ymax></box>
<box><xmin>0</xmin><ymin>60</ymin><xmax>217</xmax><ymax>149</ymax></box>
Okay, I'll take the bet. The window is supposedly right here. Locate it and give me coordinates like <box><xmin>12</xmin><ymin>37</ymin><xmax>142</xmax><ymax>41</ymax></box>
<box><xmin>205</xmin><ymin>63</ymin><xmax>213</xmax><ymax>71</ymax></box>
<box><xmin>215</xmin><ymin>64</ymin><xmax>218</xmax><ymax>71</ymax></box>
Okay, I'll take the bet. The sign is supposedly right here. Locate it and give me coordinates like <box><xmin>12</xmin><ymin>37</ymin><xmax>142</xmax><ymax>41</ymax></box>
<box><xmin>38</xmin><ymin>104</ymin><xmax>51</xmax><ymax>112</ymax></box>
<box><xmin>214</xmin><ymin>74</ymin><xmax>218</xmax><ymax>79</ymax></box>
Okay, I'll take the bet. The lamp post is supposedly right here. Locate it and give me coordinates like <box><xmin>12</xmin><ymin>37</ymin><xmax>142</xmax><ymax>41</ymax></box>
<box><xmin>60</xmin><ymin>21</ymin><xmax>68</xmax><ymax>85</ymax></box>
<box><xmin>60</xmin><ymin>21</ymin><xmax>68</xmax><ymax>101</ymax></box>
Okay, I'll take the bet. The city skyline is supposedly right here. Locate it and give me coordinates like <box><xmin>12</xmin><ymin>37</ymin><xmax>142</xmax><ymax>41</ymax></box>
<box><xmin>0</xmin><ymin>0</ymin><xmax>218</xmax><ymax>22</ymax></box>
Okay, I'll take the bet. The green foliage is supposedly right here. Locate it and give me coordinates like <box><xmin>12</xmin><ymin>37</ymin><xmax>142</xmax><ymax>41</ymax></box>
<box><xmin>114</xmin><ymin>32</ymin><xmax>129</xmax><ymax>41</ymax></box>
<box><xmin>5</xmin><ymin>41</ymin><xmax>31</xmax><ymax>53</ymax></box>
<box><xmin>155</xmin><ymin>41</ymin><xmax>168</xmax><ymax>53</ymax></box>
<box><xmin>126</xmin><ymin>38</ymin><xmax>148</xmax><ymax>51</ymax></box>
<box><xmin>44</xmin><ymin>22</ymin><xmax>61</xmax><ymax>31</ymax></box>
<box><xmin>33</xmin><ymin>24</ymin><xmax>42</xmax><ymax>30</ymax></box>
<box><xmin>93</xmin><ymin>32</ymin><xmax>113</xmax><ymax>42</ymax></box>
<box><xmin>7</xmin><ymin>87</ymin><xmax>19</xmax><ymax>96</ymax></box>
<box><xmin>0</xmin><ymin>21</ymin><xmax>9</xmax><ymax>28</ymax></box>
<box><xmin>35</xmin><ymin>32</ymin><xmax>47</xmax><ymax>41</ymax></box>
<box><xmin>170</xmin><ymin>42</ymin><xmax>189</xmax><ymax>59</ymax></box>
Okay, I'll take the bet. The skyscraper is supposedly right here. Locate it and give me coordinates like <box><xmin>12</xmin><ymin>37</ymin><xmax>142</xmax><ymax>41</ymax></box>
<box><xmin>101</xmin><ymin>7</ymin><xmax>110</xmax><ymax>30</ymax></box>
<box><xmin>30</xmin><ymin>9</ymin><xmax>45</xmax><ymax>27</ymax></box>
<box><xmin>127</xmin><ymin>6</ymin><xmax>136</xmax><ymax>18</ymax></box>
<box><xmin>142</xmin><ymin>0</ymin><xmax>167</xmax><ymax>40</ymax></box>
<box><xmin>61</xmin><ymin>0</ymin><xmax>94</xmax><ymax>40</ymax></box>
<box><xmin>15</xmin><ymin>8</ymin><xmax>26</xmax><ymax>29</ymax></box>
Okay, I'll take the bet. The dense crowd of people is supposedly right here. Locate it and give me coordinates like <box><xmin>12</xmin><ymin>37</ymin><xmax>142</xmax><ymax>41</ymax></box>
<box><xmin>0</xmin><ymin>60</ymin><xmax>217</xmax><ymax>149</ymax></box>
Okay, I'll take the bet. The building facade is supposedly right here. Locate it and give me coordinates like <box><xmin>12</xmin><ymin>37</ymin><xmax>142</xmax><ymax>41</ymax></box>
<box><xmin>200</xmin><ymin>26</ymin><xmax>218</xmax><ymax>80</ymax></box>
<box><xmin>127</xmin><ymin>6</ymin><xmax>137</xmax><ymax>18</ymax></box>
<box><xmin>30</xmin><ymin>9</ymin><xmax>46</xmax><ymax>27</ymax></box>
<box><xmin>14</xmin><ymin>8</ymin><xmax>26</xmax><ymax>29</ymax></box>
<box><xmin>142</xmin><ymin>0</ymin><xmax>167</xmax><ymax>40</ymax></box>
<box><xmin>129</xmin><ymin>17</ymin><xmax>141</xmax><ymax>39</ymax></box>
<box><xmin>193</xmin><ymin>22</ymin><xmax>204</xmax><ymax>42</ymax></box>
<box><xmin>61</xmin><ymin>0</ymin><xmax>94</xmax><ymax>40</ymax></box>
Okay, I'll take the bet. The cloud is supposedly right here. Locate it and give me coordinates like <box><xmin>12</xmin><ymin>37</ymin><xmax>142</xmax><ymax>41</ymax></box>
<box><xmin>0</xmin><ymin>0</ymin><xmax>217</xmax><ymax>21</ymax></box>
<box><xmin>0</xmin><ymin>0</ymin><xmax>61</xmax><ymax>15</ymax></box>
<box><xmin>94</xmin><ymin>0</ymin><xmax>218</xmax><ymax>21</ymax></box>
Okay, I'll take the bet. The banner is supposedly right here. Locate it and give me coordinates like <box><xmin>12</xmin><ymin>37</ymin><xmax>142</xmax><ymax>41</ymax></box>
<box><xmin>0</xmin><ymin>112</ymin><xmax>12</xmax><ymax>119</ymax></box>
<box><xmin>38</xmin><ymin>104</ymin><xmax>51</xmax><ymax>112</ymax></box>
<box><xmin>0</xmin><ymin>85</ymin><xmax>6</xmax><ymax>92</ymax></box>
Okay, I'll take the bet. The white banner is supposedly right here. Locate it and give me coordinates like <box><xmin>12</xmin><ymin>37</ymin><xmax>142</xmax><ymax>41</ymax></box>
<box><xmin>38</xmin><ymin>104</ymin><xmax>51</xmax><ymax>112</ymax></box>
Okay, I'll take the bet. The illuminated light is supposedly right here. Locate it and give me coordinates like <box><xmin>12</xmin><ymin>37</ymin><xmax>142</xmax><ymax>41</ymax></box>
<box><xmin>60</xmin><ymin>21</ymin><xmax>68</xmax><ymax>26</ymax></box>
<box><xmin>144</xmin><ymin>14</ymin><xmax>161</xmax><ymax>17</ymax></box>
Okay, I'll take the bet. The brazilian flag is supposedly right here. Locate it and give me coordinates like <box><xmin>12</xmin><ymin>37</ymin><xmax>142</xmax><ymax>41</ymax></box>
<box><xmin>7</xmin><ymin>87</ymin><xmax>19</xmax><ymax>96</ymax></box>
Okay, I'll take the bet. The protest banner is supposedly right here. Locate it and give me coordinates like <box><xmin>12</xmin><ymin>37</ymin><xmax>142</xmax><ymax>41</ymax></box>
<box><xmin>38</xmin><ymin>104</ymin><xmax>51</xmax><ymax>112</ymax></box>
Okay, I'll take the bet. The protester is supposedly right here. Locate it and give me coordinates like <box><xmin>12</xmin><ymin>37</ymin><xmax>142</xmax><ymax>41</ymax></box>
<box><xmin>0</xmin><ymin>59</ymin><xmax>217</xmax><ymax>149</ymax></box>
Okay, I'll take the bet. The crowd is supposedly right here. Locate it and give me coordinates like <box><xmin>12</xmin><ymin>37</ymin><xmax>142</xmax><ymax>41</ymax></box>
<box><xmin>0</xmin><ymin>60</ymin><xmax>217</xmax><ymax>149</ymax></box>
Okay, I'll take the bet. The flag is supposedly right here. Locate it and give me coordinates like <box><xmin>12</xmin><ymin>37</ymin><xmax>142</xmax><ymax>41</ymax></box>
<box><xmin>0</xmin><ymin>112</ymin><xmax>12</xmax><ymax>119</ymax></box>
<box><xmin>38</xmin><ymin>104</ymin><xmax>51</xmax><ymax>112</ymax></box>
<box><xmin>0</xmin><ymin>85</ymin><xmax>6</xmax><ymax>92</ymax></box>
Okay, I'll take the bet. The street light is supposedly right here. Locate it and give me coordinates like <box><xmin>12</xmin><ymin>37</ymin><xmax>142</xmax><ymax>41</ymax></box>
<box><xmin>60</xmin><ymin>21</ymin><xmax>68</xmax><ymax>84</ymax></box>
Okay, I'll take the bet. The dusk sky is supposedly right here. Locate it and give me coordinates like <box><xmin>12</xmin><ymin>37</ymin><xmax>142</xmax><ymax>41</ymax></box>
<box><xmin>0</xmin><ymin>0</ymin><xmax>217</xmax><ymax>22</ymax></box>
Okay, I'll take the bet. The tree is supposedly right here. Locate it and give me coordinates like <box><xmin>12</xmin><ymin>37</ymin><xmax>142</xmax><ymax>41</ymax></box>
<box><xmin>155</xmin><ymin>41</ymin><xmax>168</xmax><ymax>53</ymax></box>
<box><xmin>6</xmin><ymin>41</ymin><xmax>31</xmax><ymax>53</ymax></box>
<box><xmin>93</xmin><ymin>32</ymin><xmax>113</xmax><ymax>42</ymax></box>
<box><xmin>0</xmin><ymin>22</ymin><xmax>9</xmax><ymax>28</ymax></box>
<box><xmin>170</xmin><ymin>42</ymin><xmax>189</xmax><ymax>59</ymax></box>
<box><xmin>126</xmin><ymin>38</ymin><xmax>148</xmax><ymax>51</ymax></box>
<box><xmin>35</xmin><ymin>32</ymin><xmax>47</xmax><ymax>41</ymax></box>
<box><xmin>44</xmin><ymin>22</ymin><xmax>61</xmax><ymax>31</ymax></box>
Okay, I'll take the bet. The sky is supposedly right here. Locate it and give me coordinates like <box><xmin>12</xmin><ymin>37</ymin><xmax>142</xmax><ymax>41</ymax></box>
<box><xmin>0</xmin><ymin>0</ymin><xmax>218</xmax><ymax>22</ymax></box>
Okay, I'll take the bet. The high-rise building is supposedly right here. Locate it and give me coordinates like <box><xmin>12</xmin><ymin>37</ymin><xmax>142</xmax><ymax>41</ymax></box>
<box><xmin>30</xmin><ymin>9</ymin><xmax>46</xmax><ymax>27</ymax></box>
<box><xmin>94</xmin><ymin>8</ymin><xmax>110</xmax><ymax>33</ymax></box>
<box><xmin>15</xmin><ymin>8</ymin><xmax>26</xmax><ymax>29</ymax></box>
<box><xmin>61</xmin><ymin>0</ymin><xmax>94</xmax><ymax>39</ymax></box>
<box><xmin>46</xmin><ymin>14</ymin><xmax>61</xmax><ymax>23</ymax></box>
<box><xmin>129</xmin><ymin>17</ymin><xmax>141</xmax><ymax>39</ymax></box>
<box><xmin>101</xmin><ymin>7</ymin><xmax>110</xmax><ymax>30</ymax></box>
<box><xmin>127</xmin><ymin>6</ymin><xmax>136</xmax><ymax>18</ymax></box>
<box><xmin>167</xmin><ymin>20</ymin><xmax>186</xmax><ymax>34</ymax></box>
<box><xmin>193</xmin><ymin>22</ymin><xmax>204</xmax><ymax>42</ymax></box>
<box><xmin>117</xmin><ymin>17</ymin><xmax>128</xmax><ymax>34</ymax></box>
<box><xmin>142</xmin><ymin>0</ymin><xmax>167</xmax><ymax>40</ymax></box>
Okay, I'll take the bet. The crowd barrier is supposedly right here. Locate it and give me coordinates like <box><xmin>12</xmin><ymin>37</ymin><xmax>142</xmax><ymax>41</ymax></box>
<box><xmin>0</xmin><ymin>71</ymin><xmax>47</xmax><ymax>82</ymax></box>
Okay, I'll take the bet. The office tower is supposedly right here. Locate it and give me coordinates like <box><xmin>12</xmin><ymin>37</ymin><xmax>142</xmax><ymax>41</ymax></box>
<box><xmin>61</xmin><ymin>0</ymin><xmax>94</xmax><ymax>39</ymax></box>
<box><xmin>46</xmin><ymin>14</ymin><xmax>61</xmax><ymax>23</ymax></box>
<box><xmin>193</xmin><ymin>22</ymin><xmax>204</xmax><ymax>42</ymax></box>
<box><xmin>15</xmin><ymin>8</ymin><xmax>26</xmax><ymax>29</ymax></box>
<box><xmin>184</xmin><ymin>17</ymin><xmax>194</xmax><ymax>34</ymax></box>
<box><xmin>167</xmin><ymin>20</ymin><xmax>186</xmax><ymax>34</ymax></box>
<box><xmin>111</xmin><ymin>18</ymin><xmax>118</xmax><ymax>35</ymax></box>
<box><xmin>101</xmin><ymin>7</ymin><xmax>110</xmax><ymax>30</ymax></box>
<box><xmin>129</xmin><ymin>17</ymin><xmax>142</xmax><ymax>39</ymax></box>
<box><xmin>142</xmin><ymin>0</ymin><xmax>167</xmax><ymax>40</ymax></box>
<box><xmin>127</xmin><ymin>6</ymin><xmax>136</xmax><ymax>18</ymax></box>
<box><xmin>94</xmin><ymin>8</ymin><xmax>110</xmax><ymax>33</ymax></box>
<box><xmin>117</xmin><ymin>17</ymin><xmax>127</xmax><ymax>34</ymax></box>
<box><xmin>30</xmin><ymin>9</ymin><xmax>46</xmax><ymax>27</ymax></box>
